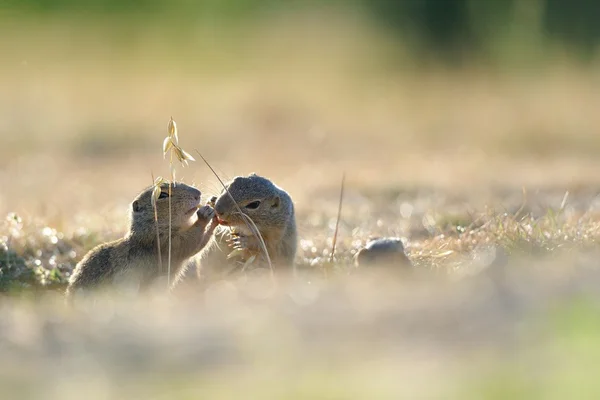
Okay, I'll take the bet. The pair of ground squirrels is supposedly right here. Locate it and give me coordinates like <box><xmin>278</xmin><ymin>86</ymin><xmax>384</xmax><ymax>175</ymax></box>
<box><xmin>66</xmin><ymin>173</ymin><xmax>298</xmax><ymax>299</ymax></box>
<box><xmin>66</xmin><ymin>182</ymin><xmax>218</xmax><ymax>299</ymax></box>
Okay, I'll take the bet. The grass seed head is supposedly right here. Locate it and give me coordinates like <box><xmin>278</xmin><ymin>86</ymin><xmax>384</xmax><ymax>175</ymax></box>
<box><xmin>162</xmin><ymin>137</ymin><xmax>174</xmax><ymax>157</ymax></box>
<box><xmin>163</xmin><ymin>117</ymin><xmax>195</xmax><ymax>168</ymax></box>
<box><xmin>167</xmin><ymin>116</ymin><xmax>178</xmax><ymax>144</ymax></box>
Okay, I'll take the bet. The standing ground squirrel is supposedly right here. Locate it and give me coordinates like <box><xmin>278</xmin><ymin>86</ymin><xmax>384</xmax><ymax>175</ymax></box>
<box><xmin>66</xmin><ymin>182</ymin><xmax>218</xmax><ymax>299</ymax></box>
<box><xmin>194</xmin><ymin>173</ymin><xmax>297</xmax><ymax>284</ymax></box>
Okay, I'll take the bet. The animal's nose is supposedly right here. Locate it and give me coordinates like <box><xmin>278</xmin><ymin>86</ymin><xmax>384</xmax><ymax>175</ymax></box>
<box><xmin>190</xmin><ymin>187</ymin><xmax>201</xmax><ymax>202</ymax></box>
<box><xmin>214</xmin><ymin>199</ymin><xmax>227</xmax><ymax>216</ymax></box>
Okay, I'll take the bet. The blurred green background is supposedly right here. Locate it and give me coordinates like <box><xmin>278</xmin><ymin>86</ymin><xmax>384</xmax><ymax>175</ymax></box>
<box><xmin>3</xmin><ymin>0</ymin><xmax>600</xmax><ymax>64</ymax></box>
<box><xmin>3</xmin><ymin>0</ymin><xmax>600</xmax><ymax>219</ymax></box>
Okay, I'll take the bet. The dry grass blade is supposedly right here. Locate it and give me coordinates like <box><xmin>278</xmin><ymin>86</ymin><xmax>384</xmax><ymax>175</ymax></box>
<box><xmin>241</xmin><ymin>254</ymin><xmax>257</xmax><ymax>272</ymax></box>
<box><xmin>167</xmin><ymin>180</ymin><xmax>172</xmax><ymax>285</ymax></box>
<box><xmin>162</xmin><ymin>117</ymin><xmax>196</xmax><ymax>287</ymax></box>
<box><xmin>329</xmin><ymin>172</ymin><xmax>346</xmax><ymax>265</ymax></box>
<box><xmin>560</xmin><ymin>191</ymin><xmax>569</xmax><ymax>211</ymax></box>
<box><xmin>151</xmin><ymin>173</ymin><xmax>164</xmax><ymax>275</ymax></box>
<box><xmin>151</xmin><ymin>176</ymin><xmax>165</xmax><ymax>209</ymax></box>
<box><xmin>227</xmin><ymin>248</ymin><xmax>246</xmax><ymax>260</ymax></box>
<box><xmin>513</xmin><ymin>186</ymin><xmax>528</xmax><ymax>220</ymax></box>
<box><xmin>170</xmin><ymin>164</ymin><xmax>176</xmax><ymax>183</ymax></box>
<box><xmin>194</xmin><ymin>149</ymin><xmax>274</xmax><ymax>278</ymax></box>
<box><xmin>237</xmin><ymin>211</ymin><xmax>273</xmax><ymax>268</ymax></box>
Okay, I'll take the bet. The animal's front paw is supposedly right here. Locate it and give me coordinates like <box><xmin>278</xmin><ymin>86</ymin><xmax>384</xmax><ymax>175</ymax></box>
<box><xmin>228</xmin><ymin>233</ymin><xmax>249</xmax><ymax>250</ymax></box>
<box><xmin>207</xmin><ymin>196</ymin><xmax>217</xmax><ymax>208</ymax></box>
<box><xmin>226</xmin><ymin>234</ymin><xmax>257</xmax><ymax>263</ymax></box>
<box><xmin>197</xmin><ymin>205</ymin><xmax>216</xmax><ymax>224</ymax></box>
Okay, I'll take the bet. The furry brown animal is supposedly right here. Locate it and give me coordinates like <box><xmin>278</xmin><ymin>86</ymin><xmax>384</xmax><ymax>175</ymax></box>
<box><xmin>66</xmin><ymin>182</ymin><xmax>218</xmax><ymax>299</ymax></box>
<box><xmin>193</xmin><ymin>173</ymin><xmax>297</xmax><ymax>285</ymax></box>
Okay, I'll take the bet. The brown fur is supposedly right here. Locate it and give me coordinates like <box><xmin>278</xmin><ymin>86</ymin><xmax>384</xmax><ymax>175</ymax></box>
<box><xmin>191</xmin><ymin>173</ymin><xmax>297</xmax><ymax>285</ymax></box>
<box><xmin>66</xmin><ymin>182</ymin><xmax>218</xmax><ymax>299</ymax></box>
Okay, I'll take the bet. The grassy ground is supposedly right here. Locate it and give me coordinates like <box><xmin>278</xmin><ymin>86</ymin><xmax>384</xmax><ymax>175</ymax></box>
<box><xmin>3</xmin><ymin>11</ymin><xmax>600</xmax><ymax>399</ymax></box>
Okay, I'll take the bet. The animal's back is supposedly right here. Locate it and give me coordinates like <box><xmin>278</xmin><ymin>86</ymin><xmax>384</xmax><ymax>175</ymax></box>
<box><xmin>68</xmin><ymin>242</ymin><xmax>118</xmax><ymax>290</ymax></box>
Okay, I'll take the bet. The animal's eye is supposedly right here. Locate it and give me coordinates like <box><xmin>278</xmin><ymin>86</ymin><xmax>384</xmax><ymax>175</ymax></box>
<box><xmin>158</xmin><ymin>192</ymin><xmax>169</xmax><ymax>199</ymax></box>
<box><xmin>245</xmin><ymin>200</ymin><xmax>261</xmax><ymax>210</ymax></box>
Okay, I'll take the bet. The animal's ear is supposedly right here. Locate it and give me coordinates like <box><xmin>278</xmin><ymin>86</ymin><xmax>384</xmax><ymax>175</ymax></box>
<box><xmin>271</xmin><ymin>196</ymin><xmax>280</xmax><ymax>208</ymax></box>
<box><xmin>132</xmin><ymin>200</ymin><xmax>141</xmax><ymax>213</ymax></box>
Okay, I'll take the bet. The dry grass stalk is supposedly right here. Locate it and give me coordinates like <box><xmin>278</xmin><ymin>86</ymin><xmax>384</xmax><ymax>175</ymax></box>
<box><xmin>161</xmin><ymin>117</ymin><xmax>195</xmax><ymax>286</ymax></box>
<box><xmin>329</xmin><ymin>172</ymin><xmax>346</xmax><ymax>264</ymax></box>
<box><xmin>194</xmin><ymin>150</ymin><xmax>275</xmax><ymax>281</ymax></box>
<box><xmin>150</xmin><ymin>173</ymin><xmax>165</xmax><ymax>275</ymax></box>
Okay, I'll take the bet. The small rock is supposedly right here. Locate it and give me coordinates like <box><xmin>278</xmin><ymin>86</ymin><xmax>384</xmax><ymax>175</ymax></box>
<box><xmin>354</xmin><ymin>237</ymin><xmax>413</xmax><ymax>270</ymax></box>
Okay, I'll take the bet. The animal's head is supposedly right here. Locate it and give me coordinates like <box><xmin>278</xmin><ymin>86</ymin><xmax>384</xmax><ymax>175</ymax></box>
<box><xmin>214</xmin><ymin>173</ymin><xmax>290</xmax><ymax>234</ymax></box>
<box><xmin>130</xmin><ymin>182</ymin><xmax>202</xmax><ymax>232</ymax></box>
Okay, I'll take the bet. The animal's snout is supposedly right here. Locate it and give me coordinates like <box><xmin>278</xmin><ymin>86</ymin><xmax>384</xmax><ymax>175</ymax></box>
<box><xmin>189</xmin><ymin>187</ymin><xmax>201</xmax><ymax>202</ymax></box>
<box><xmin>214</xmin><ymin>198</ymin><xmax>229</xmax><ymax>216</ymax></box>
<box><xmin>214</xmin><ymin>204</ymin><xmax>226</xmax><ymax>216</ymax></box>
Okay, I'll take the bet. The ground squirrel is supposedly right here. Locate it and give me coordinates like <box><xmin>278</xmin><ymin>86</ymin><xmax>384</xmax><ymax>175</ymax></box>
<box><xmin>354</xmin><ymin>237</ymin><xmax>413</xmax><ymax>271</ymax></box>
<box><xmin>66</xmin><ymin>182</ymin><xmax>218</xmax><ymax>299</ymax></box>
<box><xmin>194</xmin><ymin>173</ymin><xmax>297</xmax><ymax>284</ymax></box>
